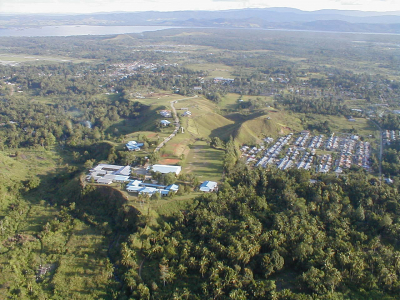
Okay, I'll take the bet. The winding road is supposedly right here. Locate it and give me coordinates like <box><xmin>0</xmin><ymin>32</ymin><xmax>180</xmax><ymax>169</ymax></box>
<box><xmin>154</xmin><ymin>95</ymin><xmax>197</xmax><ymax>152</ymax></box>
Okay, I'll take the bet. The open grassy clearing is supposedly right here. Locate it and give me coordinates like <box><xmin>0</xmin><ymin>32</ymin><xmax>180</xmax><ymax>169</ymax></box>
<box><xmin>0</xmin><ymin>149</ymin><xmax>58</xmax><ymax>182</ymax></box>
<box><xmin>343</xmin><ymin>98</ymin><xmax>369</xmax><ymax>109</ymax></box>
<box><xmin>49</xmin><ymin>222</ymin><xmax>110</xmax><ymax>299</ymax></box>
<box><xmin>218</xmin><ymin>93</ymin><xmax>274</xmax><ymax>112</ymax></box>
<box><xmin>0</xmin><ymin>53</ymin><xmax>91</xmax><ymax>65</ymax></box>
<box><xmin>161</xmin><ymin>130</ymin><xmax>193</xmax><ymax>158</ymax></box>
<box><xmin>185</xmin><ymin>63</ymin><xmax>234</xmax><ymax>78</ymax></box>
<box><xmin>133</xmin><ymin>91</ymin><xmax>184</xmax><ymax>107</ymax></box>
<box><xmin>303</xmin><ymin>114</ymin><xmax>378</xmax><ymax>138</ymax></box>
<box><xmin>183</xmin><ymin>141</ymin><xmax>224</xmax><ymax>182</ymax></box>
<box><xmin>119</xmin><ymin>187</ymin><xmax>200</xmax><ymax>216</ymax></box>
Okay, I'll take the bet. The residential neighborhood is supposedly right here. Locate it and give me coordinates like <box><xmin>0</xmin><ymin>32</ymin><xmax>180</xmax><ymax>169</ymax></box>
<box><xmin>241</xmin><ymin>131</ymin><xmax>372</xmax><ymax>174</ymax></box>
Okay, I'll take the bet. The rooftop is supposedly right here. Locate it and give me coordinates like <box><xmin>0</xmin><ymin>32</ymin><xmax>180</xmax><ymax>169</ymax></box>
<box><xmin>151</xmin><ymin>164</ymin><xmax>182</xmax><ymax>175</ymax></box>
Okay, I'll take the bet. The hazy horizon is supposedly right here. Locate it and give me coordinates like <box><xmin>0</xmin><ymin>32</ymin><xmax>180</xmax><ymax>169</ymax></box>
<box><xmin>1</xmin><ymin>0</ymin><xmax>400</xmax><ymax>15</ymax></box>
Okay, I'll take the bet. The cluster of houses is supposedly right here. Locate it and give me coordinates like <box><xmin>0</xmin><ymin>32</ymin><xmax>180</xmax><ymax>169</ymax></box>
<box><xmin>335</xmin><ymin>138</ymin><xmax>357</xmax><ymax>171</ymax></box>
<box><xmin>241</xmin><ymin>131</ymin><xmax>372</xmax><ymax>174</ymax></box>
<box><xmin>319</xmin><ymin>155</ymin><xmax>333</xmax><ymax>173</ymax></box>
<box><xmin>297</xmin><ymin>149</ymin><xmax>315</xmax><ymax>170</ymax></box>
<box><xmin>326</xmin><ymin>133</ymin><xmax>340</xmax><ymax>150</ymax></box>
<box><xmin>86</xmin><ymin>163</ymin><xmax>218</xmax><ymax>196</ymax></box>
<box><xmin>354</xmin><ymin>141</ymin><xmax>371</xmax><ymax>171</ymax></box>
<box><xmin>383</xmin><ymin>130</ymin><xmax>399</xmax><ymax>145</ymax></box>
<box><xmin>240</xmin><ymin>145</ymin><xmax>266</xmax><ymax>164</ymax></box>
<box><xmin>254</xmin><ymin>134</ymin><xmax>293</xmax><ymax>168</ymax></box>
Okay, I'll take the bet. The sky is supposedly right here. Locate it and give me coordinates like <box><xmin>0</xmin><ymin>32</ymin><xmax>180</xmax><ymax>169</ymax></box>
<box><xmin>1</xmin><ymin>0</ymin><xmax>400</xmax><ymax>14</ymax></box>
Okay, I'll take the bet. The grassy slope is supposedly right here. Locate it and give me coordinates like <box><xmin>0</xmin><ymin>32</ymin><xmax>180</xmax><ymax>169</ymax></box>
<box><xmin>234</xmin><ymin>109</ymin><xmax>303</xmax><ymax>145</ymax></box>
<box><xmin>174</xmin><ymin>97</ymin><xmax>235</xmax><ymax>139</ymax></box>
<box><xmin>0</xmin><ymin>150</ymin><xmax>112</xmax><ymax>299</ymax></box>
<box><xmin>162</xmin><ymin>97</ymin><xmax>235</xmax><ymax>159</ymax></box>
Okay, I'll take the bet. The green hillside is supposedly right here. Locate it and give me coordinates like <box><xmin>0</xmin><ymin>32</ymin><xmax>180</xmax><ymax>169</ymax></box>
<box><xmin>233</xmin><ymin>110</ymin><xmax>303</xmax><ymax>145</ymax></box>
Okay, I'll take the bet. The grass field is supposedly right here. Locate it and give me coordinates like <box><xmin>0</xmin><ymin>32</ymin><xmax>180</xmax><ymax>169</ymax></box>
<box><xmin>134</xmin><ymin>91</ymin><xmax>185</xmax><ymax>107</ymax></box>
<box><xmin>0</xmin><ymin>53</ymin><xmax>91</xmax><ymax>65</ymax></box>
<box><xmin>303</xmin><ymin>114</ymin><xmax>378</xmax><ymax>138</ymax></box>
<box><xmin>183</xmin><ymin>141</ymin><xmax>224</xmax><ymax>181</ymax></box>
<box><xmin>217</xmin><ymin>93</ymin><xmax>274</xmax><ymax>112</ymax></box>
<box><xmin>185</xmin><ymin>63</ymin><xmax>234</xmax><ymax>79</ymax></box>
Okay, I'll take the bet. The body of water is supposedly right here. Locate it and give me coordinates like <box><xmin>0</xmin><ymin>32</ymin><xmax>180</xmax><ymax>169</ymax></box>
<box><xmin>0</xmin><ymin>24</ymin><xmax>398</xmax><ymax>38</ymax></box>
<box><xmin>0</xmin><ymin>25</ymin><xmax>178</xmax><ymax>37</ymax></box>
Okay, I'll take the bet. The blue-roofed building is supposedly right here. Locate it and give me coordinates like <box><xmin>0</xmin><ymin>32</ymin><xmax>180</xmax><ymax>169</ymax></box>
<box><xmin>126</xmin><ymin>141</ymin><xmax>144</xmax><ymax>151</ymax></box>
<box><xmin>166</xmin><ymin>184</ymin><xmax>179</xmax><ymax>192</ymax></box>
<box><xmin>160</xmin><ymin>120</ymin><xmax>171</xmax><ymax>126</ymax></box>
<box><xmin>161</xmin><ymin>190</ymin><xmax>170</xmax><ymax>196</ymax></box>
<box><xmin>126</xmin><ymin>180</ymin><xmax>179</xmax><ymax>196</ymax></box>
<box><xmin>139</xmin><ymin>187</ymin><xmax>158</xmax><ymax>196</ymax></box>
<box><xmin>199</xmin><ymin>181</ymin><xmax>218</xmax><ymax>192</ymax></box>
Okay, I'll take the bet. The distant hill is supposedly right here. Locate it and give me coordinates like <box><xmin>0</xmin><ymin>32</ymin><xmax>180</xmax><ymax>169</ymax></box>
<box><xmin>2</xmin><ymin>8</ymin><xmax>400</xmax><ymax>34</ymax></box>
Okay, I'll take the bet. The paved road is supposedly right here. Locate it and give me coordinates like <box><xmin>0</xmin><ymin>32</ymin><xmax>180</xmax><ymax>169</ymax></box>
<box><xmin>154</xmin><ymin>95</ymin><xmax>198</xmax><ymax>152</ymax></box>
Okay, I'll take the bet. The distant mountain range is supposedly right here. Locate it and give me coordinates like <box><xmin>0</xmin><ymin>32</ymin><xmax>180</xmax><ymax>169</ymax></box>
<box><xmin>2</xmin><ymin>8</ymin><xmax>400</xmax><ymax>34</ymax></box>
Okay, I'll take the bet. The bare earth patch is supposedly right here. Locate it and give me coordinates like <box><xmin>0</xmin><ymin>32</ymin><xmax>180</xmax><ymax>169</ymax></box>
<box><xmin>159</xmin><ymin>158</ymin><xmax>180</xmax><ymax>165</ymax></box>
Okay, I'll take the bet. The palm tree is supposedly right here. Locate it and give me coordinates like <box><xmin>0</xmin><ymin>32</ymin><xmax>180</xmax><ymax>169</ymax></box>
<box><xmin>199</xmin><ymin>256</ymin><xmax>209</xmax><ymax>278</ymax></box>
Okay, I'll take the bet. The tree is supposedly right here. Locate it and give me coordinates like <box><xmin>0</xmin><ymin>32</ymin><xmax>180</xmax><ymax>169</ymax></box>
<box><xmin>164</xmin><ymin>172</ymin><xmax>176</xmax><ymax>186</ymax></box>
<box><xmin>160</xmin><ymin>263</ymin><xmax>169</xmax><ymax>286</ymax></box>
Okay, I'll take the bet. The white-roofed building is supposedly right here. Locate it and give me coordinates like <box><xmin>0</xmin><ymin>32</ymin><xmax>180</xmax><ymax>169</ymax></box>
<box><xmin>160</xmin><ymin>120</ymin><xmax>171</xmax><ymax>126</ymax></box>
<box><xmin>87</xmin><ymin>164</ymin><xmax>131</xmax><ymax>183</ymax></box>
<box><xmin>96</xmin><ymin>178</ymin><xmax>113</xmax><ymax>185</ymax></box>
<box><xmin>151</xmin><ymin>165</ymin><xmax>182</xmax><ymax>175</ymax></box>
<box><xmin>160</xmin><ymin>110</ymin><xmax>172</xmax><ymax>118</ymax></box>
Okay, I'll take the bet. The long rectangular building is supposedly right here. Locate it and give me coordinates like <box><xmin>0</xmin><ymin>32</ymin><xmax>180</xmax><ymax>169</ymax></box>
<box><xmin>150</xmin><ymin>165</ymin><xmax>182</xmax><ymax>175</ymax></box>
